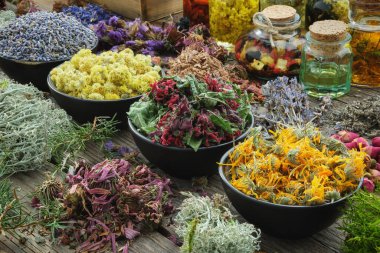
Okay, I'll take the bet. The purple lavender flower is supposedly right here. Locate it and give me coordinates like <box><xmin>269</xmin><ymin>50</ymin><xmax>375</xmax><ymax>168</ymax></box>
<box><xmin>94</xmin><ymin>21</ymin><xmax>108</xmax><ymax>38</ymax></box>
<box><xmin>104</xmin><ymin>140</ymin><xmax>114</xmax><ymax>152</ymax></box>
<box><xmin>140</xmin><ymin>48</ymin><xmax>155</xmax><ymax>56</ymax></box>
<box><xmin>125</xmin><ymin>41</ymin><xmax>137</xmax><ymax>47</ymax></box>
<box><xmin>145</xmin><ymin>40</ymin><xmax>164</xmax><ymax>50</ymax></box>
<box><xmin>138</xmin><ymin>23</ymin><xmax>149</xmax><ymax>34</ymax></box>
<box><xmin>109</xmin><ymin>30</ymin><xmax>123</xmax><ymax>44</ymax></box>
<box><xmin>118</xmin><ymin>146</ymin><xmax>130</xmax><ymax>156</ymax></box>
<box><xmin>109</xmin><ymin>16</ymin><xmax>119</xmax><ymax>27</ymax></box>
<box><xmin>135</xmin><ymin>32</ymin><xmax>145</xmax><ymax>40</ymax></box>
<box><xmin>151</xmin><ymin>25</ymin><xmax>163</xmax><ymax>34</ymax></box>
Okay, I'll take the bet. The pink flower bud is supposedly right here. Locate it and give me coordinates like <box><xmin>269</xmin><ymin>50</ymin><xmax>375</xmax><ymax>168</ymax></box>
<box><xmin>363</xmin><ymin>177</ymin><xmax>375</xmax><ymax>192</ymax></box>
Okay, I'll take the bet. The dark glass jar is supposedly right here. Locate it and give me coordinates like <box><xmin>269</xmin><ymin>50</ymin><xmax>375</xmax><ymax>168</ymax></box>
<box><xmin>235</xmin><ymin>6</ymin><xmax>305</xmax><ymax>79</ymax></box>
<box><xmin>306</xmin><ymin>0</ymin><xmax>349</xmax><ymax>28</ymax></box>
<box><xmin>183</xmin><ymin>0</ymin><xmax>209</xmax><ymax>27</ymax></box>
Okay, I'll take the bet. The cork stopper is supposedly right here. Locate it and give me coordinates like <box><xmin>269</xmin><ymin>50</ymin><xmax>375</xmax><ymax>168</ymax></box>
<box><xmin>262</xmin><ymin>5</ymin><xmax>297</xmax><ymax>22</ymax></box>
<box><xmin>309</xmin><ymin>20</ymin><xmax>348</xmax><ymax>42</ymax></box>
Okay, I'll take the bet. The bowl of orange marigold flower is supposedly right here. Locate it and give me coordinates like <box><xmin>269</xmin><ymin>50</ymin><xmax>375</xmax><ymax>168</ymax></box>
<box><xmin>219</xmin><ymin>125</ymin><xmax>367</xmax><ymax>238</ymax></box>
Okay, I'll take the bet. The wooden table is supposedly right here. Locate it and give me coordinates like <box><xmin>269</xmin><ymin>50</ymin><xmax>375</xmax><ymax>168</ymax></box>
<box><xmin>1</xmin><ymin>86</ymin><xmax>379</xmax><ymax>253</ymax></box>
<box><xmin>2</xmin><ymin>2</ymin><xmax>380</xmax><ymax>252</ymax></box>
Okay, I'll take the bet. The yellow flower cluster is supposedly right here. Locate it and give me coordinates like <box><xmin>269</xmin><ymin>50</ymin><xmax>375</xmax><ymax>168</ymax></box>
<box><xmin>209</xmin><ymin>0</ymin><xmax>259</xmax><ymax>43</ymax></box>
<box><xmin>324</xmin><ymin>0</ymin><xmax>349</xmax><ymax>22</ymax></box>
<box><xmin>223</xmin><ymin>127</ymin><xmax>367</xmax><ymax>206</ymax></box>
<box><xmin>50</xmin><ymin>49</ymin><xmax>161</xmax><ymax>100</ymax></box>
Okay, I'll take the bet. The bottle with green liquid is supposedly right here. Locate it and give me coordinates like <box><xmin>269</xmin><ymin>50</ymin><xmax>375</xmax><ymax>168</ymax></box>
<box><xmin>300</xmin><ymin>20</ymin><xmax>353</xmax><ymax>98</ymax></box>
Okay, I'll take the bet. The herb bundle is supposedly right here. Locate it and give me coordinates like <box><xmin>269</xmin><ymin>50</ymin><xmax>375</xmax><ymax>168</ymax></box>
<box><xmin>32</xmin><ymin>159</ymin><xmax>173</xmax><ymax>252</ymax></box>
<box><xmin>340</xmin><ymin>190</ymin><xmax>380</xmax><ymax>253</ymax></box>
<box><xmin>222</xmin><ymin>126</ymin><xmax>367</xmax><ymax>206</ymax></box>
<box><xmin>128</xmin><ymin>76</ymin><xmax>252</xmax><ymax>151</ymax></box>
<box><xmin>0</xmin><ymin>79</ymin><xmax>117</xmax><ymax>177</ymax></box>
<box><xmin>254</xmin><ymin>76</ymin><xmax>314</xmax><ymax>129</ymax></box>
<box><xmin>174</xmin><ymin>192</ymin><xmax>261</xmax><ymax>253</ymax></box>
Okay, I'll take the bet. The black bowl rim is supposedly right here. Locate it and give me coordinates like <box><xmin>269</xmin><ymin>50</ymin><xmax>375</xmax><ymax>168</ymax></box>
<box><xmin>219</xmin><ymin>146</ymin><xmax>364</xmax><ymax>209</ymax></box>
<box><xmin>47</xmin><ymin>73</ymin><xmax>143</xmax><ymax>103</ymax></box>
<box><xmin>128</xmin><ymin>114</ymin><xmax>254</xmax><ymax>152</ymax></box>
<box><xmin>0</xmin><ymin>37</ymin><xmax>99</xmax><ymax>64</ymax></box>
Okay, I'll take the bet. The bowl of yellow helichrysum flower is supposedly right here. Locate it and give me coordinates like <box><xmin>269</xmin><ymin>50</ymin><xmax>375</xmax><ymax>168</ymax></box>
<box><xmin>219</xmin><ymin>126</ymin><xmax>366</xmax><ymax>238</ymax></box>
<box><xmin>48</xmin><ymin>49</ymin><xmax>162</xmax><ymax>124</ymax></box>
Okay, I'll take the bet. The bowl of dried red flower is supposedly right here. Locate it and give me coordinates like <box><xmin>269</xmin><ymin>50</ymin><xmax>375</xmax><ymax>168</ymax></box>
<box><xmin>128</xmin><ymin>75</ymin><xmax>254</xmax><ymax>179</ymax></box>
<box><xmin>219</xmin><ymin>126</ymin><xmax>366</xmax><ymax>238</ymax></box>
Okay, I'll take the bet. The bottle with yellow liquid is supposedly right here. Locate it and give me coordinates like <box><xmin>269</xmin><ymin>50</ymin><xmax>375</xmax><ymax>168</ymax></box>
<box><xmin>349</xmin><ymin>0</ymin><xmax>380</xmax><ymax>87</ymax></box>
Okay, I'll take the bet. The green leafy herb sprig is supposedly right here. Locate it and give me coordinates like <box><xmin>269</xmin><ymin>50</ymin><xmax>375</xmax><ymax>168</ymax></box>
<box><xmin>0</xmin><ymin>179</ymin><xmax>27</xmax><ymax>231</ymax></box>
<box><xmin>340</xmin><ymin>189</ymin><xmax>380</xmax><ymax>253</ymax></box>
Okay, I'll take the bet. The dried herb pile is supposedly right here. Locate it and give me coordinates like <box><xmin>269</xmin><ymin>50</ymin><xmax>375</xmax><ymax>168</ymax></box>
<box><xmin>128</xmin><ymin>76</ymin><xmax>252</xmax><ymax>151</ymax></box>
<box><xmin>50</xmin><ymin>48</ymin><xmax>161</xmax><ymax>100</ymax></box>
<box><xmin>31</xmin><ymin>159</ymin><xmax>173</xmax><ymax>252</ymax></box>
<box><xmin>174</xmin><ymin>193</ymin><xmax>261</xmax><ymax>253</ymax></box>
<box><xmin>0</xmin><ymin>79</ymin><xmax>116</xmax><ymax>177</ymax></box>
<box><xmin>323</xmin><ymin>96</ymin><xmax>380</xmax><ymax>137</ymax></box>
<box><xmin>92</xmin><ymin>16</ymin><xmax>178</xmax><ymax>56</ymax></box>
<box><xmin>0</xmin><ymin>80</ymin><xmax>70</xmax><ymax>176</ymax></box>
<box><xmin>61</xmin><ymin>3</ymin><xmax>117</xmax><ymax>26</ymax></box>
<box><xmin>176</xmin><ymin>24</ymin><xmax>227</xmax><ymax>61</ymax></box>
<box><xmin>168</xmin><ymin>46</ymin><xmax>231</xmax><ymax>83</ymax></box>
<box><xmin>223</xmin><ymin>126</ymin><xmax>367</xmax><ymax>206</ymax></box>
<box><xmin>340</xmin><ymin>190</ymin><xmax>380</xmax><ymax>253</ymax></box>
<box><xmin>167</xmin><ymin>25</ymin><xmax>262</xmax><ymax>100</ymax></box>
<box><xmin>0</xmin><ymin>11</ymin><xmax>97</xmax><ymax>61</ymax></box>
<box><xmin>254</xmin><ymin>76</ymin><xmax>314</xmax><ymax>129</ymax></box>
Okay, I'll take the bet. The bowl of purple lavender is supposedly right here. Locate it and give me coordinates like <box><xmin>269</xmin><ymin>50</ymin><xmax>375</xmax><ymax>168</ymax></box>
<box><xmin>0</xmin><ymin>12</ymin><xmax>98</xmax><ymax>91</ymax></box>
<box><xmin>127</xmin><ymin>75</ymin><xmax>254</xmax><ymax>178</ymax></box>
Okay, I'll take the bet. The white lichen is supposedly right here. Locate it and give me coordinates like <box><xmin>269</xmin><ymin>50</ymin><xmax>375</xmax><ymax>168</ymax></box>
<box><xmin>174</xmin><ymin>192</ymin><xmax>261</xmax><ymax>253</ymax></box>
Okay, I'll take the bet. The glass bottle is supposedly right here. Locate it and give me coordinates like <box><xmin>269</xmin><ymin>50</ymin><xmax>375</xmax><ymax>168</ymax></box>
<box><xmin>183</xmin><ymin>0</ymin><xmax>209</xmax><ymax>27</ymax></box>
<box><xmin>349</xmin><ymin>0</ymin><xmax>380</xmax><ymax>87</ymax></box>
<box><xmin>306</xmin><ymin>0</ymin><xmax>349</xmax><ymax>28</ymax></box>
<box><xmin>300</xmin><ymin>20</ymin><xmax>352</xmax><ymax>98</ymax></box>
<box><xmin>260</xmin><ymin>0</ymin><xmax>306</xmax><ymax>28</ymax></box>
<box><xmin>235</xmin><ymin>5</ymin><xmax>305</xmax><ymax>79</ymax></box>
<box><xmin>209</xmin><ymin>0</ymin><xmax>259</xmax><ymax>44</ymax></box>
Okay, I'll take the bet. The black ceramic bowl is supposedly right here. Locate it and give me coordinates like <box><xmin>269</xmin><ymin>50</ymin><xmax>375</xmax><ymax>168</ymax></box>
<box><xmin>0</xmin><ymin>41</ymin><xmax>98</xmax><ymax>91</ymax></box>
<box><xmin>128</xmin><ymin>116</ymin><xmax>254</xmax><ymax>179</ymax></box>
<box><xmin>218</xmin><ymin>149</ymin><xmax>363</xmax><ymax>239</ymax></box>
<box><xmin>48</xmin><ymin>75</ymin><xmax>141</xmax><ymax>124</ymax></box>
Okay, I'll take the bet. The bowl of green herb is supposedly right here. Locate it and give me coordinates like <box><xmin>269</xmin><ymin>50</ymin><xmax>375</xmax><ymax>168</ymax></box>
<box><xmin>127</xmin><ymin>75</ymin><xmax>253</xmax><ymax>179</ymax></box>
